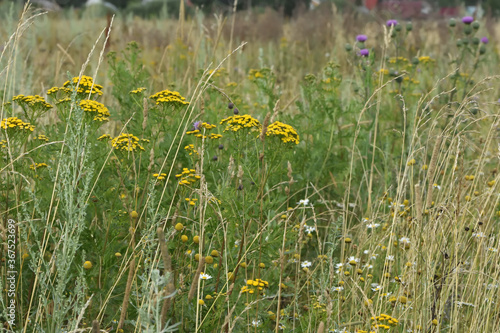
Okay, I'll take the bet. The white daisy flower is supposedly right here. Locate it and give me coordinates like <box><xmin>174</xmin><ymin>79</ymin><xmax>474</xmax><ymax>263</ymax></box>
<box><xmin>399</xmin><ymin>237</ymin><xmax>410</xmax><ymax>244</ymax></box>
<box><xmin>347</xmin><ymin>256</ymin><xmax>359</xmax><ymax>265</ymax></box>
<box><xmin>301</xmin><ymin>261</ymin><xmax>312</xmax><ymax>268</ymax></box>
<box><xmin>199</xmin><ymin>272</ymin><xmax>212</xmax><ymax>280</ymax></box>
<box><xmin>305</xmin><ymin>225</ymin><xmax>316</xmax><ymax>234</ymax></box>
<box><xmin>298</xmin><ymin>199</ymin><xmax>310</xmax><ymax>206</ymax></box>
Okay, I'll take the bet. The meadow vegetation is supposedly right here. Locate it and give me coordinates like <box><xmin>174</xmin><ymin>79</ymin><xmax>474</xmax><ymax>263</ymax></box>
<box><xmin>2</xmin><ymin>3</ymin><xmax>500</xmax><ymax>332</ymax></box>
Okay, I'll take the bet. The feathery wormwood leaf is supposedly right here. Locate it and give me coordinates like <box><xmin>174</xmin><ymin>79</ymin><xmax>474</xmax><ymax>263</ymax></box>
<box><xmin>131</xmin><ymin>183</ymin><xmax>175</xmax><ymax>332</ymax></box>
<box><xmin>21</xmin><ymin>83</ymin><xmax>94</xmax><ymax>332</ymax></box>
<box><xmin>50</xmin><ymin>86</ymin><xmax>94</xmax><ymax>330</ymax></box>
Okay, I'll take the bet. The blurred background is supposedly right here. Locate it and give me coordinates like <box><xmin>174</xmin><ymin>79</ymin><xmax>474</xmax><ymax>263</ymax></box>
<box><xmin>1</xmin><ymin>0</ymin><xmax>498</xmax><ymax>18</ymax></box>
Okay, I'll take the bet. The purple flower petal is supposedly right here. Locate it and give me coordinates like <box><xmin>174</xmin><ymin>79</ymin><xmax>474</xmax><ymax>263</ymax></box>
<box><xmin>386</xmin><ymin>19</ymin><xmax>398</xmax><ymax>27</ymax></box>
<box><xmin>359</xmin><ymin>49</ymin><xmax>370</xmax><ymax>57</ymax></box>
<box><xmin>356</xmin><ymin>34</ymin><xmax>367</xmax><ymax>42</ymax></box>
<box><xmin>462</xmin><ymin>16</ymin><xmax>474</xmax><ymax>24</ymax></box>
<box><xmin>193</xmin><ymin>121</ymin><xmax>202</xmax><ymax>130</ymax></box>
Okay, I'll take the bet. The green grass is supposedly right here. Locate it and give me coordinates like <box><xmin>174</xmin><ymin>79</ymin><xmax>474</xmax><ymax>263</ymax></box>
<box><xmin>2</xmin><ymin>3</ymin><xmax>500</xmax><ymax>333</ymax></box>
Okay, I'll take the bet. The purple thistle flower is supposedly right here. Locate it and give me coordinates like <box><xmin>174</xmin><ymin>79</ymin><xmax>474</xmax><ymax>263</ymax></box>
<box><xmin>193</xmin><ymin>121</ymin><xmax>202</xmax><ymax>130</ymax></box>
<box><xmin>481</xmin><ymin>37</ymin><xmax>489</xmax><ymax>44</ymax></box>
<box><xmin>462</xmin><ymin>16</ymin><xmax>474</xmax><ymax>24</ymax></box>
<box><xmin>386</xmin><ymin>19</ymin><xmax>398</xmax><ymax>27</ymax></box>
<box><xmin>359</xmin><ymin>49</ymin><xmax>370</xmax><ymax>57</ymax></box>
<box><xmin>356</xmin><ymin>34</ymin><xmax>367</xmax><ymax>42</ymax></box>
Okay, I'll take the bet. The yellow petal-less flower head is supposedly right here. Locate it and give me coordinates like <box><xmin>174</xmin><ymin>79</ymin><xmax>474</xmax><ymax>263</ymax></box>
<box><xmin>150</xmin><ymin>89</ymin><xmax>189</xmax><ymax>108</ymax></box>
<box><xmin>29</xmin><ymin>163</ymin><xmax>48</xmax><ymax>171</ymax></box>
<box><xmin>220</xmin><ymin>114</ymin><xmax>262</xmax><ymax>133</ymax></box>
<box><xmin>63</xmin><ymin>75</ymin><xmax>103</xmax><ymax>96</ymax></box>
<box><xmin>83</xmin><ymin>261</ymin><xmax>93</xmax><ymax>269</ymax></box>
<box><xmin>80</xmin><ymin>100</ymin><xmax>110</xmax><ymax>122</ymax></box>
<box><xmin>176</xmin><ymin>167</ymin><xmax>200</xmax><ymax>186</ymax></box>
<box><xmin>12</xmin><ymin>94</ymin><xmax>53</xmax><ymax>113</ymax></box>
<box><xmin>266</xmin><ymin>121</ymin><xmax>300</xmax><ymax>145</ymax></box>
<box><xmin>130</xmin><ymin>87</ymin><xmax>147</xmax><ymax>94</ymax></box>
<box><xmin>110</xmin><ymin>133</ymin><xmax>145</xmax><ymax>153</ymax></box>
<box><xmin>1</xmin><ymin>117</ymin><xmax>35</xmax><ymax>134</ymax></box>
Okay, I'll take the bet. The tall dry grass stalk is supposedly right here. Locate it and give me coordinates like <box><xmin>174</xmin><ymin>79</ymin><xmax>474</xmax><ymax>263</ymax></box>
<box><xmin>425</xmin><ymin>135</ymin><xmax>443</xmax><ymax>210</ymax></box>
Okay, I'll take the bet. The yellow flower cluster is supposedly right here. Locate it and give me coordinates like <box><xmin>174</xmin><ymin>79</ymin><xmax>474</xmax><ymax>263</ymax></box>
<box><xmin>30</xmin><ymin>163</ymin><xmax>48</xmax><ymax>170</ymax></box>
<box><xmin>371</xmin><ymin>313</ymin><xmax>399</xmax><ymax>330</ymax></box>
<box><xmin>248</xmin><ymin>69</ymin><xmax>265</xmax><ymax>80</ymax></box>
<box><xmin>388</xmin><ymin>56</ymin><xmax>408</xmax><ymax>64</ymax></box>
<box><xmin>311</xmin><ymin>295</ymin><xmax>327</xmax><ymax>312</ymax></box>
<box><xmin>240</xmin><ymin>279</ymin><xmax>269</xmax><ymax>294</ymax></box>
<box><xmin>35</xmin><ymin>134</ymin><xmax>49</xmax><ymax>142</ymax></box>
<box><xmin>186</xmin><ymin>122</ymin><xmax>220</xmax><ymax>139</ymax></box>
<box><xmin>98</xmin><ymin>134</ymin><xmax>112</xmax><ymax>141</ymax></box>
<box><xmin>63</xmin><ymin>75</ymin><xmax>103</xmax><ymax>96</ymax></box>
<box><xmin>1</xmin><ymin>117</ymin><xmax>35</xmax><ymax>132</ymax></box>
<box><xmin>149</xmin><ymin>89</ymin><xmax>189</xmax><ymax>107</ymax></box>
<box><xmin>185</xmin><ymin>197</ymin><xmax>198</xmax><ymax>206</ymax></box>
<box><xmin>208</xmin><ymin>133</ymin><xmax>222</xmax><ymax>139</ymax></box>
<box><xmin>80</xmin><ymin>100</ymin><xmax>110</xmax><ymax>122</ymax></box>
<box><xmin>111</xmin><ymin>134</ymin><xmax>146</xmax><ymax>152</ymax></box>
<box><xmin>208</xmin><ymin>68</ymin><xmax>226</xmax><ymax>78</ymax></box>
<box><xmin>186</xmin><ymin>122</ymin><xmax>217</xmax><ymax>135</ymax></box>
<box><xmin>0</xmin><ymin>140</ymin><xmax>6</xmax><ymax>148</ymax></box>
<box><xmin>266</xmin><ymin>121</ymin><xmax>300</xmax><ymax>145</ymax></box>
<box><xmin>56</xmin><ymin>97</ymin><xmax>71</xmax><ymax>104</ymax></box>
<box><xmin>176</xmin><ymin>168</ymin><xmax>201</xmax><ymax>185</ymax></box>
<box><xmin>47</xmin><ymin>87</ymin><xmax>66</xmax><ymax>95</ymax></box>
<box><xmin>207</xmin><ymin>195</ymin><xmax>221</xmax><ymax>205</ymax></box>
<box><xmin>153</xmin><ymin>173</ymin><xmax>167</xmax><ymax>180</ymax></box>
<box><xmin>12</xmin><ymin>94</ymin><xmax>53</xmax><ymax>111</ymax></box>
<box><xmin>130</xmin><ymin>87</ymin><xmax>146</xmax><ymax>94</ymax></box>
<box><xmin>184</xmin><ymin>144</ymin><xmax>199</xmax><ymax>156</ymax></box>
<box><xmin>220</xmin><ymin>115</ymin><xmax>261</xmax><ymax>133</ymax></box>
<box><xmin>418</xmin><ymin>56</ymin><xmax>435</xmax><ymax>64</ymax></box>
